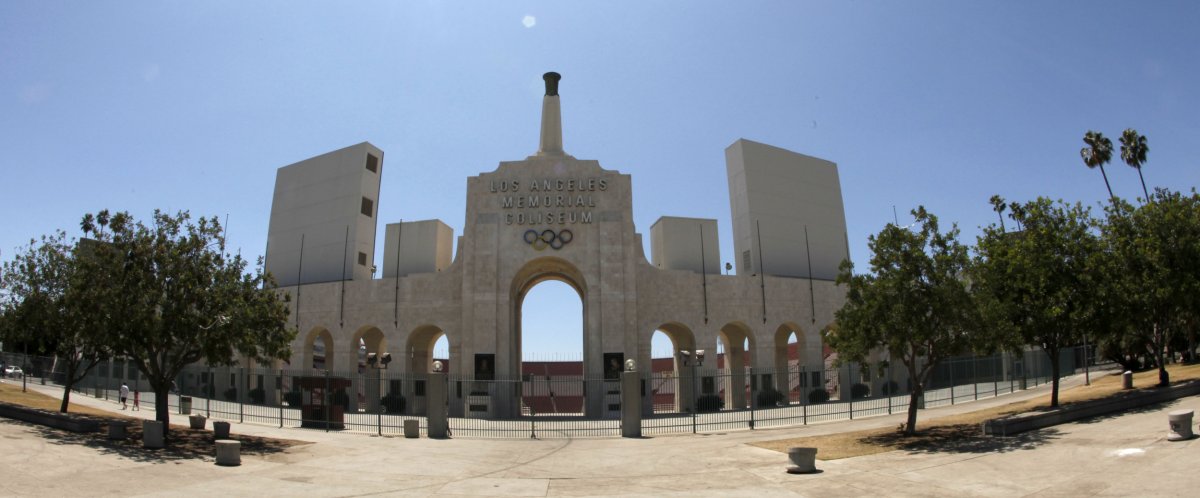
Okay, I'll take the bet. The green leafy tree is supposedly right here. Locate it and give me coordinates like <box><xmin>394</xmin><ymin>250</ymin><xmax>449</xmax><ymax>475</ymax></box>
<box><xmin>81</xmin><ymin>210</ymin><xmax>296</xmax><ymax>440</ymax></box>
<box><xmin>973</xmin><ymin>198</ymin><xmax>1103</xmax><ymax>407</ymax></box>
<box><xmin>1102</xmin><ymin>190</ymin><xmax>1200</xmax><ymax>386</ymax></box>
<box><xmin>1081</xmin><ymin>130</ymin><xmax>1115</xmax><ymax>204</ymax></box>
<box><xmin>0</xmin><ymin>231</ymin><xmax>114</xmax><ymax>412</ymax></box>
<box><xmin>1119</xmin><ymin>129</ymin><xmax>1150</xmax><ymax>202</ymax></box>
<box><xmin>830</xmin><ymin>207</ymin><xmax>978</xmax><ymax>435</ymax></box>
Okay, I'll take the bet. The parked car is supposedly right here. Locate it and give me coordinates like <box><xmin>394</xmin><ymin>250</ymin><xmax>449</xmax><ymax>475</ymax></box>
<box><xmin>4</xmin><ymin>366</ymin><xmax>23</xmax><ymax>378</ymax></box>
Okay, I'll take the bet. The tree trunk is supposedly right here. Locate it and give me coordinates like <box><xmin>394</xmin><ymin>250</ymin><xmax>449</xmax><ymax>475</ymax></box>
<box><xmin>1156</xmin><ymin>324</ymin><xmax>1170</xmax><ymax>387</ymax></box>
<box><xmin>59</xmin><ymin>362</ymin><xmax>78</xmax><ymax>413</ymax></box>
<box><xmin>1136</xmin><ymin>168</ymin><xmax>1150</xmax><ymax>202</ymax></box>
<box><xmin>156</xmin><ymin>387</ymin><xmax>171</xmax><ymax>444</ymax></box>
<box><xmin>1045</xmin><ymin>347</ymin><xmax>1061</xmax><ymax>408</ymax></box>
<box><xmin>905</xmin><ymin>384</ymin><xmax>922</xmax><ymax>435</ymax></box>
<box><xmin>1099</xmin><ymin>165</ymin><xmax>1116</xmax><ymax>205</ymax></box>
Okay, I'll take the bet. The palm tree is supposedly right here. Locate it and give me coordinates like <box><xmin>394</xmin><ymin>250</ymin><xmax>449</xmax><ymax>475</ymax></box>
<box><xmin>1081</xmin><ymin>130</ymin><xmax>1115</xmax><ymax>205</ymax></box>
<box><xmin>1119</xmin><ymin>128</ymin><xmax>1150</xmax><ymax>201</ymax></box>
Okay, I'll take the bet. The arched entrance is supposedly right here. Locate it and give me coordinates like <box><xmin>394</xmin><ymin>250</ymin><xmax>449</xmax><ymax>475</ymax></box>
<box><xmin>717</xmin><ymin>322</ymin><xmax>755</xmax><ymax>409</ymax></box>
<box><xmin>774</xmin><ymin>322</ymin><xmax>822</xmax><ymax>403</ymax></box>
<box><xmin>510</xmin><ymin>256</ymin><xmax>589</xmax><ymax>417</ymax></box>
<box><xmin>406</xmin><ymin>325</ymin><xmax>449</xmax><ymax>415</ymax></box>
<box><xmin>351</xmin><ymin>326</ymin><xmax>387</xmax><ymax>413</ymax></box>
<box><xmin>645</xmin><ymin>322</ymin><xmax>697</xmax><ymax>413</ymax></box>
<box><xmin>302</xmin><ymin>327</ymin><xmax>334</xmax><ymax>371</ymax></box>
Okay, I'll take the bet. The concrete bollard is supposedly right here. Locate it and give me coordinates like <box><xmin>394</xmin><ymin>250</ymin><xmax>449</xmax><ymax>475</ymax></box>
<box><xmin>213</xmin><ymin>421</ymin><xmax>231</xmax><ymax>440</ymax></box>
<box><xmin>1168</xmin><ymin>410</ymin><xmax>1194</xmax><ymax>441</ymax></box>
<box><xmin>142</xmin><ymin>420</ymin><xmax>164</xmax><ymax>449</ymax></box>
<box><xmin>215</xmin><ymin>440</ymin><xmax>241</xmax><ymax>466</ymax></box>
<box><xmin>108</xmin><ymin>421</ymin><xmax>127</xmax><ymax>440</ymax></box>
<box><xmin>403</xmin><ymin>419</ymin><xmax>420</xmax><ymax>438</ymax></box>
<box><xmin>1122</xmin><ymin>371</ymin><xmax>1134</xmax><ymax>390</ymax></box>
<box><xmin>189</xmin><ymin>414</ymin><xmax>206</xmax><ymax>430</ymax></box>
<box><xmin>786</xmin><ymin>447</ymin><xmax>819</xmax><ymax>474</ymax></box>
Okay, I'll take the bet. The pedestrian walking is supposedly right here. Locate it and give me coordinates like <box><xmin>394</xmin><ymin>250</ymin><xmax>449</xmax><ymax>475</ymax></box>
<box><xmin>119</xmin><ymin>382</ymin><xmax>129</xmax><ymax>410</ymax></box>
<box><xmin>133</xmin><ymin>390</ymin><xmax>140</xmax><ymax>411</ymax></box>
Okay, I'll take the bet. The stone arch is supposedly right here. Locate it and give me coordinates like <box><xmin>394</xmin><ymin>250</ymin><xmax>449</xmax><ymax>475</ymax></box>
<box><xmin>643</xmin><ymin>321</ymin><xmax>697</xmax><ymax>413</ymax></box>
<box><xmin>406</xmin><ymin>325</ymin><xmax>448</xmax><ymax>374</ymax></box>
<box><xmin>302</xmin><ymin>326</ymin><xmax>335</xmax><ymax>371</ymax></box>
<box><xmin>351</xmin><ymin>326</ymin><xmax>389</xmax><ymax>372</ymax></box>
<box><xmin>773</xmin><ymin>321</ymin><xmax>823</xmax><ymax>402</ymax></box>
<box><xmin>717</xmin><ymin>321</ymin><xmax>756</xmax><ymax>409</ymax></box>
<box><xmin>510</xmin><ymin>256</ymin><xmax>588</xmax><ymax>378</ymax></box>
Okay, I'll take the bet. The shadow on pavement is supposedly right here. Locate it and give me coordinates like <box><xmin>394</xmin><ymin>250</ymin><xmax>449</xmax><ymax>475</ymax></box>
<box><xmin>2</xmin><ymin>414</ymin><xmax>308</xmax><ymax>464</ymax></box>
<box><xmin>862</xmin><ymin>424</ymin><xmax>1062</xmax><ymax>455</ymax></box>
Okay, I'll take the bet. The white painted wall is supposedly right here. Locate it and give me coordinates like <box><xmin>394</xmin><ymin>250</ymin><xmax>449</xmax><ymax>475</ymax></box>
<box><xmin>264</xmin><ymin>142</ymin><xmax>383</xmax><ymax>286</ymax></box>
<box><xmin>726</xmin><ymin>139</ymin><xmax>850</xmax><ymax>280</ymax></box>
<box><xmin>649</xmin><ymin>216</ymin><xmax>720</xmax><ymax>274</ymax></box>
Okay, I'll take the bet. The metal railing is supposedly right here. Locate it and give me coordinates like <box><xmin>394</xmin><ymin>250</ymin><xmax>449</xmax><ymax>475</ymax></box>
<box><xmin>0</xmin><ymin>345</ymin><xmax>1111</xmax><ymax>439</ymax></box>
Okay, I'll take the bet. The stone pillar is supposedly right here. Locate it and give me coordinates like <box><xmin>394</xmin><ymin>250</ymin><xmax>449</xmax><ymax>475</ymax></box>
<box><xmin>427</xmin><ymin>372</ymin><xmax>449</xmax><ymax>438</ymax></box>
<box><xmin>621</xmin><ymin>370</ymin><xmax>641</xmax><ymax>438</ymax></box>
<box><xmin>365</xmin><ymin>373</ymin><xmax>382</xmax><ymax>413</ymax></box>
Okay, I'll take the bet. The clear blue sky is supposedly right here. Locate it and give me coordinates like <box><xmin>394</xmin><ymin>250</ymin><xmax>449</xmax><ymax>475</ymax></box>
<box><xmin>3</xmin><ymin>2</ymin><xmax>1198</xmax><ymax>359</ymax></box>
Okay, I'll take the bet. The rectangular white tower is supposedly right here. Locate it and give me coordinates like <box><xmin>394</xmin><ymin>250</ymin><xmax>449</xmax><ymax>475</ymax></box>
<box><xmin>381</xmin><ymin>219</ymin><xmax>454</xmax><ymax>277</ymax></box>
<box><xmin>726</xmin><ymin>139</ymin><xmax>849</xmax><ymax>280</ymax></box>
<box><xmin>264</xmin><ymin>142</ymin><xmax>384</xmax><ymax>286</ymax></box>
<box><xmin>649</xmin><ymin>216</ymin><xmax>720</xmax><ymax>274</ymax></box>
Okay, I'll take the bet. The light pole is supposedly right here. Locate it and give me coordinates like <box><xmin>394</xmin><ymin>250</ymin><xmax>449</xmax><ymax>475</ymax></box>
<box><xmin>367</xmin><ymin>352</ymin><xmax>392</xmax><ymax>435</ymax></box>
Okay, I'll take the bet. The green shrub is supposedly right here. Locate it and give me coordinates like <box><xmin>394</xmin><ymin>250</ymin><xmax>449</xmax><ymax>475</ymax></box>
<box><xmin>880</xmin><ymin>380</ymin><xmax>900</xmax><ymax>396</ymax></box>
<box><xmin>756</xmin><ymin>388</ymin><xmax>786</xmax><ymax>407</ymax></box>
<box><xmin>807</xmin><ymin>388</ymin><xmax>830</xmax><ymax>403</ymax></box>
<box><xmin>332</xmin><ymin>389</ymin><xmax>351</xmax><ymax>411</ymax></box>
<box><xmin>223</xmin><ymin>387</ymin><xmax>237</xmax><ymax>402</ymax></box>
<box><xmin>851</xmin><ymin>383</ymin><xmax>871</xmax><ymax>399</ymax></box>
<box><xmin>696</xmin><ymin>394</ymin><xmax>722</xmax><ymax>413</ymax></box>
<box><xmin>249</xmin><ymin>387</ymin><xmax>265</xmax><ymax>405</ymax></box>
<box><xmin>283</xmin><ymin>390</ymin><xmax>302</xmax><ymax>407</ymax></box>
<box><xmin>381</xmin><ymin>393</ymin><xmax>406</xmax><ymax>413</ymax></box>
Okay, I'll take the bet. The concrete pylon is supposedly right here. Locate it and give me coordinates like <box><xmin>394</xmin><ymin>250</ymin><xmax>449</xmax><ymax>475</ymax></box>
<box><xmin>427</xmin><ymin>372</ymin><xmax>449</xmax><ymax>438</ymax></box>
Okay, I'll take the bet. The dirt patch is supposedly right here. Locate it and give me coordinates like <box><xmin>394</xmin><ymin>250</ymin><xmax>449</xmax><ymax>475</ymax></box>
<box><xmin>751</xmin><ymin>363</ymin><xmax>1200</xmax><ymax>460</ymax></box>
<box><xmin>0</xmin><ymin>382</ymin><xmax>310</xmax><ymax>461</ymax></box>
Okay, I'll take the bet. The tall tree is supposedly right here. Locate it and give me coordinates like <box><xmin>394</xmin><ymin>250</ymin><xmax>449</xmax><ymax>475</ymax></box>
<box><xmin>1119</xmin><ymin>128</ymin><xmax>1151</xmax><ymax>201</ymax></box>
<box><xmin>81</xmin><ymin>210</ymin><xmax>296</xmax><ymax>441</ymax></box>
<box><xmin>0</xmin><ymin>231</ymin><xmax>111</xmax><ymax>412</ymax></box>
<box><xmin>830</xmin><ymin>207</ymin><xmax>979</xmax><ymax>435</ymax></box>
<box><xmin>973</xmin><ymin>198</ymin><xmax>1102</xmax><ymax>407</ymax></box>
<box><xmin>1102</xmin><ymin>190</ymin><xmax>1200</xmax><ymax>386</ymax></box>
<box><xmin>1081</xmin><ymin>130</ymin><xmax>1115</xmax><ymax>204</ymax></box>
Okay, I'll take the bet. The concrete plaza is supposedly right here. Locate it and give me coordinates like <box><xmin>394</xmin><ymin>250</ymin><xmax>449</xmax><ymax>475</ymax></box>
<box><xmin>1</xmin><ymin>372</ymin><xmax>1197</xmax><ymax>497</ymax></box>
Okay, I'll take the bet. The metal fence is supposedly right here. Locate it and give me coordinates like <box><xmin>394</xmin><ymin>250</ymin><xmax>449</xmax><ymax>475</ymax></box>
<box><xmin>0</xmin><ymin>345</ymin><xmax>1109</xmax><ymax>439</ymax></box>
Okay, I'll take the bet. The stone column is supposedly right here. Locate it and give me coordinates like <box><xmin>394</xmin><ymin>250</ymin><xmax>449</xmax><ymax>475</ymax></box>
<box><xmin>427</xmin><ymin>372</ymin><xmax>449</xmax><ymax>438</ymax></box>
<box><xmin>621</xmin><ymin>370</ymin><xmax>641</xmax><ymax>438</ymax></box>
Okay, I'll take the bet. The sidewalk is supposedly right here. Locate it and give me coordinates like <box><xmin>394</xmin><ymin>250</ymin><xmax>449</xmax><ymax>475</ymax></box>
<box><xmin>3</xmin><ymin>370</ymin><xmax>1197</xmax><ymax>497</ymax></box>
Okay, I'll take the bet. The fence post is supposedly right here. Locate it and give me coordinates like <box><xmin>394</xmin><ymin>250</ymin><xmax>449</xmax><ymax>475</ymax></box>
<box><xmin>278</xmin><ymin>368</ymin><xmax>284</xmax><ymax>428</ymax></box>
<box><xmin>240</xmin><ymin>364</ymin><xmax>246</xmax><ymax>423</ymax></box>
<box><xmin>992</xmin><ymin>354</ymin><xmax>998</xmax><ymax>397</ymax></box>
<box><xmin>973</xmin><ymin>354</ymin><xmax>979</xmax><ymax>401</ymax></box>
<box><xmin>377</xmin><ymin>367</ymin><xmax>383</xmax><ymax>436</ymax></box>
<box><xmin>887</xmin><ymin>360</ymin><xmax>892</xmax><ymax>415</ymax></box>
<box><xmin>324</xmin><ymin>369</ymin><xmax>331</xmax><ymax>433</ymax></box>
<box><xmin>801</xmin><ymin>364</ymin><xmax>807</xmax><ymax>425</ymax></box>
<box><xmin>847</xmin><ymin>362</ymin><xmax>854</xmax><ymax>420</ymax></box>
<box><xmin>748</xmin><ymin>366</ymin><xmax>755</xmax><ymax>430</ymax></box>
<box><xmin>621</xmin><ymin>369</ymin><xmax>641</xmax><ymax>437</ymax></box>
<box><xmin>950</xmin><ymin>357</ymin><xmax>960</xmax><ymax>403</ymax></box>
<box><xmin>206</xmin><ymin>366</ymin><xmax>212</xmax><ymax>417</ymax></box>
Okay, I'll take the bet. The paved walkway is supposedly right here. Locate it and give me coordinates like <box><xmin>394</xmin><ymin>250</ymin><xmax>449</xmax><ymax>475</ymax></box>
<box><xmin>2</xmin><ymin>371</ymin><xmax>1197</xmax><ymax>497</ymax></box>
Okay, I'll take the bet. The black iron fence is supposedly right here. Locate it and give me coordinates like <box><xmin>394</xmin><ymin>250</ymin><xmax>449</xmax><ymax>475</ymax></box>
<box><xmin>0</xmin><ymin>345</ymin><xmax>1110</xmax><ymax>439</ymax></box>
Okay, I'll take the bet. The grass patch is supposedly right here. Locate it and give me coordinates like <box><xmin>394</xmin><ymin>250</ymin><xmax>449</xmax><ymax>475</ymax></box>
<box><xmin>751</xmin><ymin>363</ymin><xmax>1200</xmax><ymax>460</ymax></box>
<box><xmin>0</xmin><ymin>382</ymin><xmax>310</xmax><ymax>460</ymax></box>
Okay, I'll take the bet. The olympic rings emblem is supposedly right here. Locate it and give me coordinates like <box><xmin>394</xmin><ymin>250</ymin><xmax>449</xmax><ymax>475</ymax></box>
<box><xmin>523</xmin><ymin>228</ymin><xmax>573</xmax><ymax>251</ymax></box>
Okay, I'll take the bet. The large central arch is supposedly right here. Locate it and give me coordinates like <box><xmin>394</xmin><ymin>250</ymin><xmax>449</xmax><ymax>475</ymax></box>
<box><xmin>509</xmin><ymin>256</ymin><xmax>591</xmax><ymax>416</ymax></box>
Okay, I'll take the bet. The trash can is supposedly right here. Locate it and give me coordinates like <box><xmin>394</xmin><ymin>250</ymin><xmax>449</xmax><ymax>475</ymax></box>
<box><xmin>180</xmin><ymin>396</ymin><xmax>192</xmax><ymax>415</ymax></box>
